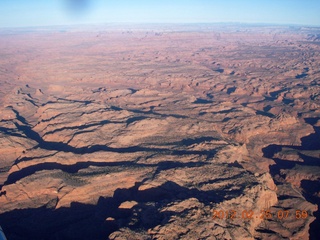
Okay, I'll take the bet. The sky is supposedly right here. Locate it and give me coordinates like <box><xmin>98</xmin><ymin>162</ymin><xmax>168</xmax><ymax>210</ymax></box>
<box><xmin>0</xmin><ymin>0</ymin><xmax>319</xmax><ymax>28</ymax></box>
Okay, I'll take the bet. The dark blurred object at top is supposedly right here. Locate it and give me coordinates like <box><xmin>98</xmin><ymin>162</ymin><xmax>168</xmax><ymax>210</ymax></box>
<box><xmin>64</xmin><ymin>0</ymin><xmax>92</xmax><ymax>16</ymax></box>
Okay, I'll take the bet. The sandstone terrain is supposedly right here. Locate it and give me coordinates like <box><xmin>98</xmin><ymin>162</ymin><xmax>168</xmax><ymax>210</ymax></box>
<box><xmin>0</xmin><ymin>24</ymin><xmax>319</xmax><ymax>239</ymax></box>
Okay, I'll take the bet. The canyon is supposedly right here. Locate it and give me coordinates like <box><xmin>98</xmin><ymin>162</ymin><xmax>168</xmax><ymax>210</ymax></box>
<box><xmin>0</xmin><ymin>24</ymin><xmax>319</xmax><ymax>239</ymax></box>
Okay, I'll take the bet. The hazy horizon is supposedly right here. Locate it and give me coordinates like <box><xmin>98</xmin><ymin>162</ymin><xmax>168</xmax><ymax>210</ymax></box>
<box><xmin>0</xmin><ymin>0</ymin><xmax>319</xmax><ymax>28</ymax></box>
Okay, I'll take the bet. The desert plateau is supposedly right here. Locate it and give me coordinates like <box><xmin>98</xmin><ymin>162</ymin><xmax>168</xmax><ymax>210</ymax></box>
<box><xmin>0</xmin><ymin>24</ymin><xmax>319</xmax><ymax>239</ymax></box>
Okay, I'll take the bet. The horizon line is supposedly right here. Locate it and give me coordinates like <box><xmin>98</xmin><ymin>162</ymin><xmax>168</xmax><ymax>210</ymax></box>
<box><xmin>1</xmin><ymin>21</ymin><xmax>320</xmax><ymax>30</ymax></box>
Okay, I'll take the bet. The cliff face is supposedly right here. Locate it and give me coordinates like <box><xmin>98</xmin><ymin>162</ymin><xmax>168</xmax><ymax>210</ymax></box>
<box><xmin>0</xmin><ymin>25</ymin><xmax>319</xmax><ymax>240</ymax></box>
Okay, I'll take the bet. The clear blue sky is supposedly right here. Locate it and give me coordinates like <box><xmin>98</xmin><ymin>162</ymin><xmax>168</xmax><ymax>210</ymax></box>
<box><xmin>0</xmin><ymin>0</ymin><xmax>319</xmax><ymax>28</ymax></box>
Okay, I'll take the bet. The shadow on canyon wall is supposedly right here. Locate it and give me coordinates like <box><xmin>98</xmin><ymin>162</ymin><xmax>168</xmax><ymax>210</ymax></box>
<box><xmin>263</xmin><ymin>119</ymin><xmax>320</xmax><ymax>240</ymax></box>
<box><xmin>0</xmin><ymin>180</ymin><xmax>247</xmax><ymax>240</ymax></box>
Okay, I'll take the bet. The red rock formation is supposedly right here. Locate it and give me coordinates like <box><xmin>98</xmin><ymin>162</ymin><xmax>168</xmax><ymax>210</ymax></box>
<box><xmin>0</xmin><ymin>24</ymin><xmax>319</xmax><ymax>240</ymax></box>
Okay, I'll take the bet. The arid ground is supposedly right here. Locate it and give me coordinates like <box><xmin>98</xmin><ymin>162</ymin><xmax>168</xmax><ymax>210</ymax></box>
<box><xmin>0</xmin><ymin>24</ymin><xmax>319</xmax><ymax>240</ymax></box>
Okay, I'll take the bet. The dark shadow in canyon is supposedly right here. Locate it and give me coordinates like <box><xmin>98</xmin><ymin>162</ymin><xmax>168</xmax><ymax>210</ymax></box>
<box><xmin>0</xmin><ymin>180</ymin><xmax>246</xmax><ymax>240</ymax></box>
<box><xmin>193</xmin><ymin>98</ymin><xmax>213</xmax><ymax>104</ymax></box>
<box><xmin>295</xmin><ymin>73</ymin><xmax>308</xmax><ymax>79</ymax></box>
<box><xmin>0</xmin><ymin>127</ymin><xmax>27</xmax><ymax>138</ymax></box>
<box><xmin>8</xmin><ymin>122</ymin><xmax>217</xmax><ymax>158</ymax></box>
<box><xmin>1</xmin><ymin>121</ymin><xmax>218</xmax><ymax>187</ymax></box>
<box><xmin>8</xmin><ymin>107</ymin><xmax>29</xmax><ymax>125</ymax></box>
<box><xmin>255</xmin><ymin>110</ymin><xmax>275</xmax><ymax>118</ymax></box>
<box><xmin>41</xmin><ymin>98</ymin><xmax>93</xmax><ymax>107</ymax></box>
<box><xmin>111</xmin><ymin>105</ymin><xmax>188</xmax><ymax>119</ymax></box>
<box><xmin>5</xmin><ymin>160</ymin><xmax>211</xmax><ymax>186</ymax></box>
<box><xmin>263</xmin><ymin>123</ymin><xmax>320</xmax><ymax>239</ymax></box>
<box><xmin>269</xmin><ymin>88</ymin><xmax>289</xmax><ymax>99</ymax></box>
<box><xmin>305</xmin><ymin>117</ymin><xmax>320</xmax><ymax>126</ymax></box>
<box><xmin>226</xmin><ymin>87</ymin><xmax>236</xmax><ymax>94</ymax></box>
<box><xmin>263</xmin><ymin>128</ymin><xmax>320</xmax><ymax>156</ymax></box>
<box><xmin>126</xmin><ymin>116</ymin><xmax>148</xmax><ymax>126</ymax></box>
<box><xmin>162</xmin><ymin>136</ymin><xmax>220</xmax><ymax>147</ymax></box>
<box><xmin>42</xmin><ymin>119</ymin><xmax>122</xmax><ymax>136</ymax></box>
<box><xmin>301</xmin><ymin>180</ymin><xmax>320</xmax><ymax>240</ymax></box>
